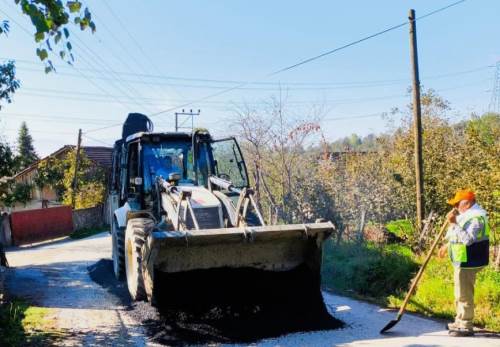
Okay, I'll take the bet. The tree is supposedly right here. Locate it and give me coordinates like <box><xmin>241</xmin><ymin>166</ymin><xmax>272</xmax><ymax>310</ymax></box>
<box><xmin>15</xmin><ymin>121</ymin><xmax>39</xmax><ymax>171</ymax></box>
<box><xmin>316</xmin><ymin>90</ymin><xmax>499</xmax><ymax>249</ymax></box>
<box><xmin>0</xmin><ymin>1</ymin><xmax>95</xmax><ymax>105</ymax></box>
<box><xmin>231</xmin><ymin>96</ymin><xmax>328</xmax><ymax>225</ymax></box>
<box><xmin>0</xmin><ymin>21</ymin><xmax>21</xmax><ymax>108</ymax></box>
<box><xmin>11</xmin><ymin>0</ymin><xmax>96</xmax><ymax>72</ymax></box>
<box><xmin>0</xmin><ymin>180</ymin><xmax>32</xmax><ymax>207</ymax></box>
<box><xmin>0</xmin><ymin>140</ymin><xmax>15</xmax><ymax>177</ymax></box>
<box><xmin>34</xmin><ymin>155</ymin><xmax>66</xmax><ymax>201</ymax></box>
<box><xmin>61</xmin><ymin>149</ymin><xmax>106</xmax><ymax>209</ymax></box>
<box><xmin>0</xmin><ymin>60</ymin><xmax>20</xmax><ymax>110</ymax></box>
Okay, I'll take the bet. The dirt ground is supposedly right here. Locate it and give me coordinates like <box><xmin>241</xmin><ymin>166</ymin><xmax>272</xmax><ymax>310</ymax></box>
<box><xmin>4</xmin><ymin>232</ymin><xmax>500</xmax><ymax>346</ymax></box>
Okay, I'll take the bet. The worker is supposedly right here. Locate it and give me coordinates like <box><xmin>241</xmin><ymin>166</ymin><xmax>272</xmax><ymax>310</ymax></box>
<box><xmin>438</xmin><ymin>189</ymin><xmax>490</xmax><ymax>337</ymax></box>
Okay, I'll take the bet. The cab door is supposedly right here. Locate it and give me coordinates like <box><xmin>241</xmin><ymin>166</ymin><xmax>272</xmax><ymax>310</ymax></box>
<box><xmin>210</xmin><ymin>137</ymin><xmax>249</xmax><ymax>188</ymax></box>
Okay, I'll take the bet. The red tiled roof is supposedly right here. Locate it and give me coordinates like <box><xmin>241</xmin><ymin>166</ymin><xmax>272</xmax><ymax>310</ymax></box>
<box><xmin>81</xmin><ymin>146</ymin><xmax>113</xmax><ymax>168</ymax></box>
<box><xmin>12</xmin><ymin>145</ymin><xmax>73</xmax><ymax>179</ymax></box>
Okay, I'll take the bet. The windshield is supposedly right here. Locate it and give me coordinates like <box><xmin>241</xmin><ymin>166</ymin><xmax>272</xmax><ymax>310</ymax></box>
<box><xmin>142</xmin><ymin>140</ymin><xmax>210</xmax><ymax>192</ymax></box>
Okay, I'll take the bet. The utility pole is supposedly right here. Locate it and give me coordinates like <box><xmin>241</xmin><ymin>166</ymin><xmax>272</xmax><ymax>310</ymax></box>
<box><xmin>409</xmin><ymin>9</ymin><xmax>424</xmax><ymax>231</ymax></box>
<box><xmin>71</xmin><ymin>129</ymin><xmax>82</xmax><ymax>209</ymax></box>
<box><xmin>175</xmin><ymin>109</ymin><xmax>201</xmax><ymax>132</ymax></box>
<box><xmin>488</xmin><ymin>61</ymin><xmax>500</xmax><ymax>113</ymax></box>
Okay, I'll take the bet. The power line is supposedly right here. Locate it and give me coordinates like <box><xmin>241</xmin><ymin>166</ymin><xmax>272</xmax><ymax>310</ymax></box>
<box><xmin>70</xmin><ymin>33</ymin><xmax>157</xmax><ymax>113</ymax></box>
<box><xmin>2</xmin><ymin>1</ymin><xmax>472</xmax><ymax>138</ymax></box>
<box><xmin>11</xmin><ymin>58</ymin><xmax>491</xmax><ymax>89</ymax></box>
<box><xmin>86</xmin><ymin>8</ymin><xmax>175</xmax><ymax>104</ymax></box>
<box><xmin>82</xmin><ymin>134</ymin><xmax>113</xmax><ymax>146</ymax></box>
<box><xmin>99</xmin><ymin>0</ymin><xmax>186</xmax><ymax>103</ymax></box>
<box><xmin>322</xmin><ymin>112</ymin><xmax>387</xmax><ymax>122</ymax></box>
<box><xmin>0</xmin><ymin>111</ymin><xmax>118</xmax><ymax>124</ymax></box>
<box><xmin>16</xmin><ymin>76</ymin><xmax>490</xmax><ymax>106</ymax></box>
<box><xmin>130</xmin><ymin>0</ymin><xmax>469</xmax><ymax>121</ymax></box>
<box><xmin>0</xmin><ymin>3</ymin><xmax>145</xmax><ymax>112</ymax></box>
<box><xmin>268</xmin><ymin>0</ymin><xmax>467</xmax><ymax>76</ymax></box>
<box><xmin>3</xmin><ymin>128</ymin><xmax>74</xmax><ymax>135</ymax></box>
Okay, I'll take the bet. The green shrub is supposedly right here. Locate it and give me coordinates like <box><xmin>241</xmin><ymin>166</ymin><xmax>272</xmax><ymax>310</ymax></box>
<box><xmin>322</xmin><ymin>240</ymin><xmax>418</xmax><ymax>301</ymax></box>
<box><xmin>385</xmin><ymin>219</ymin><xmax>419</xmax><ymax>245</ymax></box>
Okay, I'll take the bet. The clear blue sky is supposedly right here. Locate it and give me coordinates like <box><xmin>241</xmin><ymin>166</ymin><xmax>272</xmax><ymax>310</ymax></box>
<box><xmin>0</xmin><ymin>0</ymin><xmax>499</xmax><ymax>156</ymax></box>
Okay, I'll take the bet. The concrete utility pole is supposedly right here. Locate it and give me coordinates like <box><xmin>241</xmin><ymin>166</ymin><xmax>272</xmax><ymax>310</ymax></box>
<box><xmin>175</xmin><ymin>109</ymin><xmax>201</xmax><ymax>132</ymax></box>
<box><xmin>71</xmin><ymin>129</ymin><xmax>82</xmax><ymax>209</ymax></box>
<box><xmin>409</xmin><ymin>9</ymin><xmax>424</xmax><ymax>231</ymax></box>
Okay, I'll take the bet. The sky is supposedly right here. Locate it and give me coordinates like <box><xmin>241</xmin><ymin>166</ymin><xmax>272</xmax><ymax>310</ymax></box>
<box><xmin>0</xmin><ymin>0</ymin><xmax>499</xmax><ymax>157</ymax></box>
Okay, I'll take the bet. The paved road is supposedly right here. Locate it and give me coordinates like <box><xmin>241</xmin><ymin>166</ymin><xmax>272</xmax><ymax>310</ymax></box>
<box><xmin>5</xmin><ymin>233</ymin><xmax>149</xmax><ymax>346</ymax></box>
<box><xmin>5</xmin><ymin>232</ymin><xmax>499</xmax><ymax>346</ymax></box>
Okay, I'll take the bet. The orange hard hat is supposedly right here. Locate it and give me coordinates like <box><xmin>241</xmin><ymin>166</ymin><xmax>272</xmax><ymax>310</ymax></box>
<box><xmin>447</xmin><ymin>189</ymin><xmax>475</xmax><ymax>206</ymax></box>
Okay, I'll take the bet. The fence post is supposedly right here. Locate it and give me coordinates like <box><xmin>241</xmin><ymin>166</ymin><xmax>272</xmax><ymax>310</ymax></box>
<box><xmin>417</xmin><ymin>211</ymin><xmax>435</xmax><ymax>252</ymax></box>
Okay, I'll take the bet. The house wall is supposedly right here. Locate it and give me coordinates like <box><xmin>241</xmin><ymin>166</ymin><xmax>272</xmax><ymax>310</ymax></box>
<box><xmin>73</xmin><ymin>205</ymin><xmax>106</xmax><ymax>231</ymax></box>
<box><xmin>12</xmin><ymin>163</ymin><xmax>60</xmax><ymax>211</ymax></box>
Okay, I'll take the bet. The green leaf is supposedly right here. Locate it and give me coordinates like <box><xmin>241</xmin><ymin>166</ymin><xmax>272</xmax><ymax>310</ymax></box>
<box><xmin>67</xmin><ymin>1</ymin><xmax>82</xmax><ymax>13</ymax></box>
<box><xmin>59</xmin><ymin>50</ymin><xmax>65</xmax><ymax>59</ymax></box>
<box><xmin>45</xmin><ymin>66</ymin><xmax>52</xmax><ymax>73</ymax></box>
<box><xmin>66</xmin><ymin>42</ymin><xmax>72</xmax><ymax>50</ymax></box>
<box><xmin>36</xmin><ymin>48</ymin><xmax>48</xmax><ymax>61</ymax></box>
<box><xmin>55</xmin><ymin>31</ymin><xmax>62</xmax><ymax>44</ymax></box>
<box><xmin>89</xmin><ymin>21</ymin><xmax>96</xmax><ymax>33</ymax></box>
<box><xmin>34</xmin><ymin>31</ymin><xmax>44</xmax><ymax>42</ymax></box>
<box><xmin>63</xmin><ymin>28</ymin><xmax>69</xmax><ymax>38</ymax></box>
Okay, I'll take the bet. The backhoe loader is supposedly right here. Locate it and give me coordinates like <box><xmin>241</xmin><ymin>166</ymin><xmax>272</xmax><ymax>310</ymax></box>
<box><xmin>108</xmin><ymin>113</ymin><xmax>334</xmax><ymax>313</ymax></box>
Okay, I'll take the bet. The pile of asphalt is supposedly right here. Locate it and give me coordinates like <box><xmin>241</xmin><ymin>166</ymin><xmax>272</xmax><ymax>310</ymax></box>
<box><xmin>89</xmin><ymin>259</ymin><xmax>343</xmax><ymax>346</ymax></box>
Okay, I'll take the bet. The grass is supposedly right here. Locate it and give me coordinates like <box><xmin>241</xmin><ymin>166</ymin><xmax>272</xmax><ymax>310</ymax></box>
<box><xmin>0</xmin><ymin>298</ymin><xmax>60</xmax><ymax>346</ymax></box>
<box><xmin>385</xmin><ymin>219</ymin><xmax>414</xmax><ymax>239</ymax></box>
<box><xmin>69</xmin><ymin>225</ymin><xmax>108</xmax><ymax>239</ymax></box>
<box><xmin>387</xmin><ymin>256</ymin><xmax>500</xmax><ymax>331</ymax></box>
<box><xmin>322</xmin><ymin>240</ymin><xmax>418</xmax><ymax>302</ymax></box>
<box><xmin>322</xmin><ymin>240</ymin><xmax>500</xmax><ymax>331</ymax></box>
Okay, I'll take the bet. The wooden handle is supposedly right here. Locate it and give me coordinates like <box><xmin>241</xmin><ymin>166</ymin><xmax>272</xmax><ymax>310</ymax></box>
<box><xmin>397</xmin><ymin>218</ymin><xmax>450</xmax><ymax>317</ymax></box>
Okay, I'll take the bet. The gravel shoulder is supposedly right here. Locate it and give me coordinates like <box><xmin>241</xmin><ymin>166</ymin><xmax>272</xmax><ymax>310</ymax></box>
<box><xmin>4</xmin><ymin>232</ymin><xmax>499</xmax><ymax>346</ymax></box>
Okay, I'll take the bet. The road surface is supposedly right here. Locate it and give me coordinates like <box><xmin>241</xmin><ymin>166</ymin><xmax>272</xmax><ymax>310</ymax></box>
<box><xmin>5</xmin><ymin>232</ymin><xmax>499</xmax><ymax>346</ymax></box>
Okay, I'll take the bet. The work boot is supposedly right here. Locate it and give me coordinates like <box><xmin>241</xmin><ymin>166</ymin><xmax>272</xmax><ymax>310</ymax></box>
<box><xmin>448</xmin><ymin>323</ymin><xmax>474</xmax><ymax>337</ymax></box>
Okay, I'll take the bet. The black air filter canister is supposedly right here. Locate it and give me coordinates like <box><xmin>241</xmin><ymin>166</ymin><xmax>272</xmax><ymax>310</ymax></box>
<box><xmin>122</xmin><ymin>113</ymin><xmax>154</xmax><ymax>140</ymax></box>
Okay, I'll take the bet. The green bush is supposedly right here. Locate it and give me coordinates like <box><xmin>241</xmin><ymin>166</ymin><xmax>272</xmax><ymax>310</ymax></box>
<box><xmin>322</xmin><ymin>240</ymin><xmax>418</xmax><ymax>301</ymax></box>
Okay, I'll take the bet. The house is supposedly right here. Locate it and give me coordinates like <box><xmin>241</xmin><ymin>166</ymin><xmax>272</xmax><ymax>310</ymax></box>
<box><xmin>11</xmin><ymin>146</ymin><xmax>113</xmax><ymax>210</ymax></box>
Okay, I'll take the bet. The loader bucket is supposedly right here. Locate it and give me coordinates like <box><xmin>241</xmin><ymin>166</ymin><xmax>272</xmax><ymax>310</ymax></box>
<box><xmin>142</xmin><ymin>222</ymin><xmax>334</xmax><ymax>314</ymax></box>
